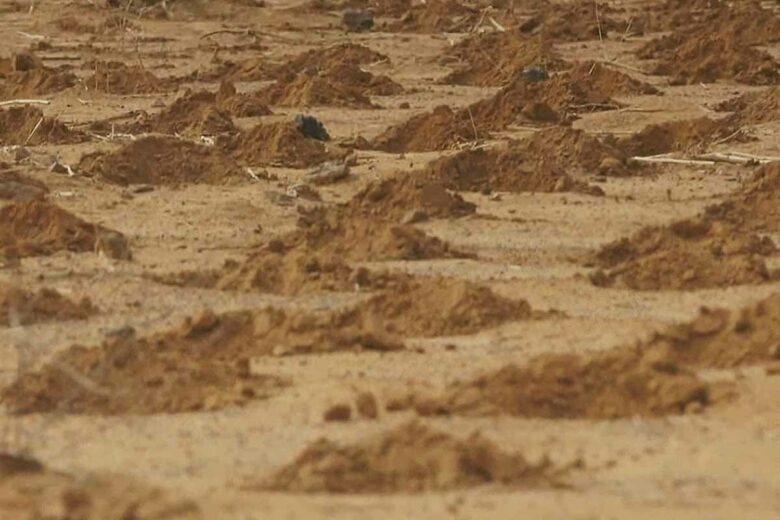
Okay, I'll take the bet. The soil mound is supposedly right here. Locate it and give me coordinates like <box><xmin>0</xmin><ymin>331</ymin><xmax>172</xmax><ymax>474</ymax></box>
<box><xmin>296</xmin><ymin>205</ymin><xmax>465</xmax><ymax>261</ymax></box>
<box><xmin>512</xmin><ymin>126</ymin><xmax>633</xmax><ymax>176</ymax></box>
<box><xmin>442</xmin><ymin>31</ymin><xmax>565</xmax><ymax>87</ymax></box>
<box><xmin>371</xmin><ymin>104</ymin><xmax>480</xmax><ymax>153</ymax></box>
<box><xmin>346</xmin><ymin>173</ymin><xmax>476</xmax><ymax>221</ymax></box>
<box><xmin>256</xmin><ymin>422</ymin><xmax>558</xmax><ymax>493</ymax></box>
<box><xmin>362</xmin><ymin>277</ymin><xmax>532</xmax><ymax>337</ymax></box>
<box><xmin>518</xmin><ymin>2</ymin><xmax>628</xmax><ymax>42</ymax></box>
<box><xmin>0</xmin><ymin>105</ymin><xmax>84</xmax><ymax>145</ymax></box>
<box><xmin>0</xmin><ymin>67</ymin><xmax>76</xmax><ymax>97</ymax></box>
<box><xmin>413</xmin><ymin>346</ymin><xmax>712</xmax><ymax>419</ymax></box>
<box><xmin>211</xmin><ymin>43</ymin><xmax>388</xmax><ymax>82</ymax></box>
<box><xmin>637</xmin><ymin>26</ymin><xmax>779</xmax><ymax>85</ymax></box>
<box><xmin>259</xmin><ymin>63</ymin><xmax>402</xmax><ymax>108</ymax></box>
<box><xmin>716</xmin><ymin>86</ymin><xmax>780</xmax><ymax>126</ymax></box>
<box><xmin>465</xmin><ymin>61</ymin><xmax>656</xmax><ymax>125</ymax></box>
<box><xmin>0</xmin><ymin>200</ymin><xmax>129</xmax><ymax>259</ymax></box>
<box><xmin>79</xmin><ymin>136</ymin><xmax>243</xmax><ymax>186</ymax></box>
<box><xmin>617</xmin><ymin>117</ymin><xmax>731</xmax><ymax>157</ymax></box>
<box><xmin>375</xmin><ymin>64</ymin><xmax>655</xmax><ymax>152</ymax></box>
<box><xmin>422</xmin><ymin>143</ymin><xmax>604</xmax><ymax>195</ymax></box>
<box><xmin>0</xmin><ymin>283</ymin><xmax>97</xmax><ymax>326</ymax></box>
<box><xmin>226</xmin><ymin>121</ymin><xmax>335</xmax><ymax>168</ymax></box>
<box><xmin>588</xmin><ymin>216</ymin><xmax>774</xmax><ymax>290</ymax></box>
<box><xmin>0</xmin><ymin>165</ymin><xmax>49</xmax><ymax>201</ymax></box>
<box><xmin>642</xmin><ymin>292</ymin><xmax>780</xmax><ymax>369</ymax></box>
<box><xmin>705</xmin><ymin>161</ymin><xmax>780</xmax><ymax>233</ymax></box>
<box><xmin>389</xmin><ymin>0</ymin><xmax>480</xmax><ymax>33</ymax></box>
<box><xmin>0</xmin><ymin>458</ymin><xmax>202</xmax><ymax>519</ymax></box>
<box><xmin>84</xmin><ymin>61</ymin><xmax>173</xmax><ymax>94</ymax></box>
<box><xmin>125</xmin><ymin>82</ymin><xmax>271</xmax><ymax>137</ymax></box>
<box><xmin>0</xmin><ymin>303</ymin><xmax>407</xmax><ymax>414</ymax></box>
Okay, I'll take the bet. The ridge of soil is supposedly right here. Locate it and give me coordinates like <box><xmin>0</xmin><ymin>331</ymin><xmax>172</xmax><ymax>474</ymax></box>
<box><xmin>388</xmin><ymin>0</ymin><xmax>480</xmax><ymax>33</ymax></box>
<box><xmin>0</xmin><ymin>200</ymin><xmax>129</xmax><ymax>259</ymax></box>
<box><xmin>617</xmin><ymin>117</ymin><xmax>733</xmax><ymax>157</ymax></box>
<box><xmin>410</xmin><ymin>345</ymin><xmax>714</xmax><ymax>419</ymax></box>
<box><xmin>255</xmin><ymin>421</ymin><xmax>560</xmax><ymax>493</ymax></box>
<box><xmin>226</xmin><ymin>121</ymin><xmax>336</xmax><ymax>168</ymax></box>
<box><xmin>0</xmin><ymin>283</ymin><xmax>97</xmax><ymax>327</ymax></box>
<box><xmin>0</xmin><ymin>164</ymin><xmax>49</xmax><ymax>201</ymax></box>
<box><xmin>0</xmin><ymin>105</ymin><xmax>85</xmax><ymax>145</ymax></box>
<box><xmin>715</xmin><ymin>86</ymin><xmax>780</xmax><ymax>126</ymax></box>
<box><xmin>78</xmin><ymin>136</ymin><xmax>244</xmax><ymax>185</ymax></box>
<box><xmin>83</xmin><ymin>61</ymin><xmax>175</xmax><ymax>94</ymax></box>
<box><xmin>642</xmin><ymin>292</ymin><xmax>780</xmax><ymax>369</ymax></box>
<box><xmin>588</xmin><ymin>216</ymin><xmax>775</xmax><ymax>291</ymax></box>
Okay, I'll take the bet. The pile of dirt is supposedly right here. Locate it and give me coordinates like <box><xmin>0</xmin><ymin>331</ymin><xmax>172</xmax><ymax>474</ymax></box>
<box><xmin>633</xmin><ymin>0</ymin><xmax>729</xmax><ymax>32</ymax></box>
<box><xmin>642</xmin><ymin>292</ymin><xmax>780</xmax><ymax>369</ymax></box>
<box><xmin>374</xmin><ymin>63</ymin><xmax>656</xmax><ymax>152</ymax></box>
<box><xmin>0</xmin><ymin>455</ymin><xmax>203</xmax><ymax>519</ymax></box>
<box><xmin>0</xmin><ymin>105</ymin><xmax>84</xmax><ymax>145</ymax></box>
<box><xmin>79</xmin><ymin>136</ymin><xmax>243</xmax><ymax>185</ymax></box>
<box><xmin>371</xmin><ymin>104</ymin><xmax>480</xmax><ymax>153</ymax></box>
<box><xmin>388</xmin><ymin>0</ymin><xmax>480</xmax><ymax>33</ymax></box>
<box><xmin>345</xmin><ymin>173</ymin><xmax>476</xmax><ymax>221</ymax></box>
<box><xmin>441</xmin><ymin>30</ymin><xmax>566</xmax><ymax>87</ymax></box>
<box><xmin>411</xmin><ymin>346</ymin><xmax>712</xmax><ymax>419</ymax></box>
<box><xmin>226</xmin><ymin>121</ymin><xmax>336</xmax><ymax>168</ymax></box>
<box><xmin>422</xmin><ymin>143</ymin><xmax>604</xmax><ymax>195</ymax></box>
<box><xmin>258</xmin><ymin>62</ymin><xmax>402</xmax><ymax>108</ymax></box>
<box><xmin>617</xmin><ymin>117</ymin><xmax>732</xmax><ymax>157</ymax></box>
<box><xmin>704</xmin><ymin>161</ymin><xmax>780</xmax><ymax>233</ymax></box>
<box><xmin>214</xmin><ymin>80</ymin><xmax>274</xmax><ymax>117</ymax></box>
<box><xmin>0</xmin><ymin>303</ymin><xmax>408</xmax><ymax>414</ymax></box>
<box><xmin>0</xmin><ymin>200</ymin><xmax>129</xmax><ymax>259</ymax></box>
<box><xmin>465</xmin><ymin>61</ymin><xmax>657</xmax><ymax>124</ymax></box>
<box><xmin>716</xmin><ymin>86</ymin><xmax>780</xmax><ymax>126</ymax></box>
<box><xmin>296</xmin><ymin>205</ymin><xmax>466</xmax><ymax>261</ymax></box>
<box><xmin>84</xmin><ymin>61</ymin><xmax>173</xmax><ymax>94</ymax></box>
<box><xmin>518</xmin><ymin>1</ymin><xmax>628</xmax><ymax>42</ymax></box>
<box><xmin>209</xmin><ymin>43</ymin><xmax>388</xmax><ymax>82</ymax></box>
<box><xmin>121</xmin><ymin>81</ymin><xmax>271</xmax><ymax>137</ymax></box>
<box><xmin>637</xmin><ymin>23</ymin><xmax>779</xmax><ymax>85</ymax></box>
<box><xmin>0</xmin><ymin>66</ymin><xmax>76</xmax><ymax>97</ymax></box>
<box><xmin>0</xmin><ymin>165</ymin><xmax>49</xmax><ymax>201</ymax></box>
<box><xmin>360</xmin><ymin>277</ymin><xmax>533</xmax><ymax>337</ymax></box>
<box><xmin>255</xmin><ymin>421</ymin><xmax>559</xmax><ymax>493</ymax></box>
<box><xmin>588</xmin><ymin>216</ymin><xmax>774</xmax><ymax>291</ymax></box>
<box><xmin>511</xmin><ymin>126</ymin><xmax>634</xmax><ymax>176</ymax></box>
<box><xmin>0</xmin><ymin>283</ymin><xmax>97</xmax><ymax>326</ymax></box>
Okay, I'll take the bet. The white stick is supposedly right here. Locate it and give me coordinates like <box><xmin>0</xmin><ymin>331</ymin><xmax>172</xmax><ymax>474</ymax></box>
<box><xmin>630</xmin><ymin>156</ymin><xmax>716</xmax><ymax>166</ymax></box>
<box><xmin>0</xmin><ymin>99</ymin><xmax>51</xmax><ymax>107</ymax></box>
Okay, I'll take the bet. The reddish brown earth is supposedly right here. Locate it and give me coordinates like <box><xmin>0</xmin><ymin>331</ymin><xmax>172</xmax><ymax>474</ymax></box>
<box><xmin>255</xmin><ymin>421</ymin><xmax>560</xmax><ymax>493</ymax></box>
<box><xmin>0</xmin><ymin>105</ymin><xmax>84</xmax><ymax>145</ymax></box>
<box><xmin>2</xmin><ymin>1</ymin><xmax>780</xmax><ymax>518</ymax></box>
<box><xmin>0</xmin><ymin>200</ymin><xmax>129</xmax><ymax>259</ymax></box>
<box><xmin>79</xmin><ymin>136</ymin><xmax>244</xmax><ymax>186</ymax></box>
<box><xmin>0</xmin><ymin>283</ymin><xmax>97</xmax><ymax>327</ymax></box>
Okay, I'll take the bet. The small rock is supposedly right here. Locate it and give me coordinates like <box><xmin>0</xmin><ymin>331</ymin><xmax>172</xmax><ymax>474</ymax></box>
<box><xmin>356</xmin><ymin>392</ymin><xmax>378</xmax><ymax>419</ymax></box>
<box><xmin>401</xmin><ymin>209</ymin><xmax>428</xmax><ymax>225</ymax></box>
<box><xmin>131</xmin><ymin>184</ymin><xmax>154</xmax><ymax>194</ymax></box>
<box><xmin>323</xmin><ymin>404</ymin><xmax>352</xmax><ymax>422</ymax></box>
<box><xmin>94</xmin><ymin>230</ymin><xmax>131</xmax><ymax>260</ymax></box>
<box><xmin>294</xmin><ymin>114</ymin><xmax>330</xmax><ymax>141</ymax></box>
<box><xmin>521</xmin><ymin>66</ymin><xmax>549</xmax><ymax>82</ymax></box>
<box><xmin>12</xmin><ymin>52</ymin><xmax>42</xmax><ymax>72</ymax></box>
<box><xmin>342</xmin><ymin>8</ymin><xmax>374</xmax><ymax>32</ymax></box>
<box><xmin>12</xmin><ymin>147</ymin><xmax>31</xmax><ymax>163</ymax></box>
<box><xmin>185</xmin><ymin>309</ymin><xmax>220</xmax><ymax>337</ymax></box>
<box><xmin>307</xmin><ymin>158</ymin><xmax>350</xmax><ymax>185</ymax></box>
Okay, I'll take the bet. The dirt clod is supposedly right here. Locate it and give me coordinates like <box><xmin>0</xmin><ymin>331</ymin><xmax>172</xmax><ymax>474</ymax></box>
<box><xmin>0</xmin><ymin>105</ymin><xmax>84</xmax><ymax>145</ymax></box>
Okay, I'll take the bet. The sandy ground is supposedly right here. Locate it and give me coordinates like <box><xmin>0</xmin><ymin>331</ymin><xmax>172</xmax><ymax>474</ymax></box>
<box><xmin>1</xmin><ymin>0</ymin><xmax>780</xmax><ymax>518</ymax></box>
